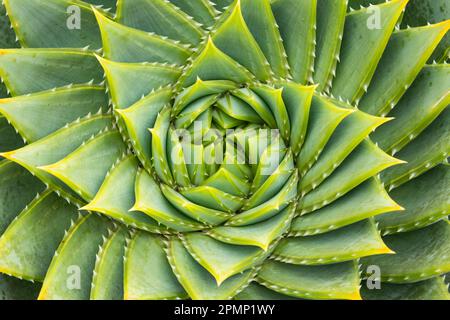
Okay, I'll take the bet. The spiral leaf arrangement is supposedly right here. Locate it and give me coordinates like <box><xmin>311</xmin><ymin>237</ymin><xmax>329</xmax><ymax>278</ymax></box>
<box><xmin>0</xmin><ymin>0</ymin><xmax>449</xmax><ymax>300</ymax></box>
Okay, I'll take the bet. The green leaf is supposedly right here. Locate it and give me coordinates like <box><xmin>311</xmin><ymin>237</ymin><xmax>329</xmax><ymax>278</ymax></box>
<box><xmin>82</xmin><ymin>156</ymin><xmax>164</xmax><ymax>233</ymax></box>
<box><xmin>239</xmin><ymin>0</ymin><xmax>289</xmax><ymax>78</ymax></box>
<box><xmin>381</xmin><ymin>107</ymin><xmax>450</xmax><ymax>189</ymax></box>
<box><xmin>331</xmin><ymin>0</ymin><xmax>408</xmax><ymax>104</ymax></box>
<box><xmin>116</xmin><ymin>88</ymin><xmax>172</xmax><ymax>170</ymax></box>
<box><xmin>377</xmin><ymin>164</ymin><xmax>450</xmax><ymax>235</ymax></box>
<box><xmin>181</xmin><ymin>233</ymin><xmax>267</xmax><ymax>285</ymax></box>
<box><xmin>297</xmin><ymin>95</ymin><xmax>353</xmax><ymax>176</ymax></box>
<box><xmin>0</xmin><ymin>49</ymin><xmax>103</xmax><ymax>96</ymax></box>
<box><xmin>124</xmin><ymin>231</ymin><xmax>187</xmax><ymax>300</ymax></box>
<box><xmin>372</xmin><ymin>64</ymin><xmax>450</xmax><ymax>154</ymax></box>
<box><xmin>116</xmin><ymin>0</ymin><xmax>204</xmax><ymax>45</ymax></box>
<box><xmin>0</xmin><ymin>116</ymin><xmax>23</xmax><ymax>156</ymax></box>
<box><xmin>1</xmin><ymin>115</ymin><xmax>113</xmax><ymax>205</ymax></box>
<box><xmin>133</xmin><ymin>169</ymin><xmax>206</xmax><ymax>232</ymax></box>
<box><xmin>91</xmin><ymin>227</ymin><xmax>128</xmax><ymax>300</ymax></box>
<box><xmin>38</xmin><ymin>214</ymin><xmax>113</xmax><ymax>300</ymax></box>
<box><xmin>94</xmin><ymin>9</ymin><xmax>192</xmax><ymax>64</ymax></box>
<box><xmin>361</xmin><ymin>220</ymin><xmax>450</xmax><ymax>283</ymax></box>
<box><xmin>226</xmin><ymin>171</ymin><xmax>298</xmax><ymax>226</ymax></box>
<box><xmin>0</xmin><ymin>190</ymin><xmax>78</xmax><ymax>281</ymax></box>
<box><xmin>273</xmin><ymin>219</ymin><xmax>392</xmax><ymax>265</ymax></box>
<box><xmin>207</xmin><ymin>204</ymin><xmax>294</xmax><ymax>250</ymax></box>
<box><xmin>201</xmin><ymin>167</ymin><xmax>251</xmax><ymax>197</ymax></box>
<box><xmin>212</xmin><ymin>1</ymin><xmax>271</xmax><ymax>81</ymax></box>
<box><xmin>97</xmin><ymin>56</ymin><xmax>181</xmax><ymax>109</ymax></box>
<box><xmin>0</xmin><ymin>85</ymin><xmax>108</xmax><ymax>142</ymax></box>
<box><xmin>0</xmin><ymin>160</ymin><xmax>45</xmax><ymax>236</ymax></box>
<box><xmin>291</xmin><ymin>178</ymin><xmax>402</xmax><ymax>236</ymax></box>
<box><xmin>272</xmin><ymin>0</ymin><xmax>317</xmax><ymax>84</ymax></box>
<box><xmin>401</xmin><ymin>0</ymin><xmax>450</xmax><ymax>62</ymax></box>
<box><xmin>178</xmin><ymin>37</ymin><xmax>254</xmax><ymax>88</ymax></box>
<box><xmin>361</xmin><ymin>277</ymin><xmax>450</xmax><ymax>300</ymax></box>
<box><xmin>168</xmin><ymin>0</ymin><xmax>217</xmax><ymax>28</ymax></box>
<box><xmin>234</xmin><ymin>282</ymin><xmax>301</xmax><ymax>300</ymax></box>
<box><xmin>257</xmin><ymin>260</ymin><xmax>361</xmax><ymax>300</ymax></box>
<box><xmin>0</xmin><ymin>273</ymin><xmax>41</xmax><ymax>300</ymax></box>
<box><xmin>359</xmin><ymin>22</ymin><xmax>450</xmax><ymax>116</ymax></box>
<box><xmin>40</xmin><ymin>130</ymin><xmax>127</xmax><ymax>202</ymax></box>
<box><xmin>232</xmin><ymin>88</ymin><xmax>277</xmax><ymax>128</ymax></box>
<box><xmin>300</xmin><ymin>140</ymin><xmax>404</xmax><ymax>214</ymax></box>
<box><xmin>4</xmin><ymin>0</ymin><xmax>103</xmax><ymax>48</ymax></box>
<box><xmin>300</xmin><ymin>110</ymin><xmax>389</xmax><ymax>194</ymax></box>
<box><xmin>181</xmin><ymin>186</ymin><xmax>244</xmax><ymax>213</ymax></box>
<box><xmin>313</xmin><ymin>0</ymin><xmax>347</xmax><ymax>91</ymax></box>
<box><xmin>166</xmin><ymin>236</ymin><xmax>256</xmax><ymax>300</ymax></box>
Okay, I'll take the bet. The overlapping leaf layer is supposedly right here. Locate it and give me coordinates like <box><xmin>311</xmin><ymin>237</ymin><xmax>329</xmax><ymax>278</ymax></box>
<box><xmin>0</xmin><ymin>0</ymin><xmax>449</xmax><ymax>300</ymax></box>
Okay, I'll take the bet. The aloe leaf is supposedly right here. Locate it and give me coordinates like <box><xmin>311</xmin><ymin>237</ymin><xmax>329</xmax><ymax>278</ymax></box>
<box><xmin>82</xmin><ymin>156</ymin><xmax>164</xmax><ymax>233</ymax></box>
<box><xmin>361</xmin><ymin>220</ymin><xmax>450</xmax><ymax>283</ymax></box>
<box><xmin>0</xmin><ymin>4</ymin><xmax>18</xmax><ymax>49</ymax></box>
<box><xmin>257</xmin><ymin>260</ymin><xmax>361</xmax><ymax>300</ymax></box>
<box><xmin>297</xmin><ymin>95</ymin><xmax>353</xmax><ymax>176</ymax></box>
<box><xmin>359</xmin><ymin>22</ymin><xmax>450</xmax><ymax>116</ymax></box>
<box><xmin>401</xmin><ymin>0</ymin><xmax>450</xmax><ymax>63</ymax></box>
<box><xmin>239</xmin><ymin>0</ymin><xmax>289</xmax><ymax>79</ymax></box>
<box><xmin>211</xmin><ymin>0</ymin><xmax>234</xmax><ymax>12</ymax></box>
<box><xmin>361</xmin><ymin>276</ymin><xmax>450</xmax><ymax>300</ymax></box>
<box><xmin>40</xmin><ymin>130</ymin><xmax>127</xmax><ymax>202</ymax></box>
<box><xmin>116</xmin><ymin>0</ymin><xmax>203</xmax><ymax>45</ymax></box>
<box><xmin>181</xmin><ymin>233</ymin><xmax>267</xmax><ymax>285</ymax></box>
<box><xmin>377</xmin><ymin>164</ymin><xmax>450</xmax><ymax>235</ymax></box>
<box><xmin>150</xmin><ymin>106</ymin><xmax>175</xmax><ymax>186</ymax></box>
<box><xmin>173</xmin><ymin>79</ymin><xmax>237</xmax><ymax>116</ymax></box>
<box><xmin>160</xmin><ymin>184</ymin><xmax>232</xmax><ymax>225</ymax></box>
<box><xmin>1</xmin><ymin>115</ymin><xmax>112</xmax><ymax>205</ymax></box>
<box><xmin>212</xmin><ymin>1</ymin><xmax>271</xmax><ymax>81</ymax></box>
<box><xmin>0</xmin><ymin>161</ymin><xmax>44</xmax><ymax>236</ymax></box>
<box><xmin>116</xmin><ymin>88</ymin><xmax>171</xmax><ymax>170</ymax></box>
<box><xmin>276</xmin><ymin>82</ymin><xmax>315</xmax><ymax>155</ymax></box>
<box><xmin>0</xmin><ymin>274</ymin><xmax>41</xmax><ymax>300</ymax></box>
<box><xmin>272</xmin><ymin>0</ymin><xmax>317</xmax><ymax>84</ymax></box>
<box><xmin>181</xmin><ymin>186</ymin><xmax>244</xmax><ymax>213</ymax></box>
<box><xmin>235</xmin><ymin>282</ymin><xmax>301</xmax><ymax>300</ymax></box>
<box><xmin>381</xmin><ymin>107</ymin><xmax>450</xmax><ymax>189</ymax></box>
<box><xmin>124</xmin><ymin>231</ymin><xmax>187</xmax><ymax>300</ymax></box>
<box><xmin>0</xmin><ymin>49</ymin><xmax>103</xmax><ymax>96</ymax></box>
<box><xmin>300</xmin><ymin>111</ymin><xmax>389</xmax><ymax>193</ymax></box>
<box><xmin>94</xmin><ymin>9</ymin><xmax>192</xmax><ymax>64</ymax></box>
<box><xmin>0</xmin><ymin>117</ymin><xmax>23</xmax><ymax>157</ymax></box>
<box><xmin>226</xmin><ymin>171</ymin><xmax>298</xmax><ymax>226</ymax></box>
<box><xmin>166</xmin><ymin>236</ymin><xmax>256</xmax><ymax>300</ymax></box>
<box><xmin>313</xmin><ymin>0</ymin><xmax>347</xmax><ymax>92</ymax></box>
<box><xmin>201</xmin><ymin>167</ymin><xmax>250</xmax><ymax>197</ymax></box>
<box><xmin>133</xmin><ymin>169</ymin><xmax>206</xmax><ymax>232</ymax></box>
<box><xmin>331</xmin><ymin>0</ymin><xmax>408</xmax><ymax>103</ymax></box>
<box><xmin>168</xmin><ymin>0</ymin><xmax>217</xmax><ymax>28</ymax></box>
<box><xmin>38</xmin><ymin>214</ymin><xmax>113</xmax><ymax>300</ymax></box>
<box><xmin>300</xmin><ymin>140</ymin><xmax>404</xmax><ymax>214</ymax></box>
<box><xmin>245</xmin><ymin>150</ymin><xmax>294</xmax><ymax>210</ymax></box>
<box><xmin>4</xmin><ymin>0</ymin><xmax>103</xmax><ymax>48</ymax></box>
<box><xmin>175</xmin><ymin>94</ymin><xmax>219</xmax><ymax>129</ymax></box>
<box><xmin>207</xmin><ymin>204</ymin><xmax>294</xmax><ymax>250</ymax></box>
<box><xmin>291</xmin><ymin>178</ymin><xmax>402</xmax><ymax>236</ymax></box>
<box><xmin>167</xmin><ymin>127</ymin><xmax>192</xmax><ymax>188</ymax></box>
<box><xmin>178</xmin><ymin>37</ymin><xmax>254</xmax><ymax>88</ymax></box>
<box><xmin>85</xmin><ymin>0</ymin><xmax>116</xmax><ymax>10</ymax></box>
<box><xmin>0</xmin><ymin>190</ymin><xmax>78</xmax><ymax>281</ymax></box>
<box><xmin>97</xmin><ymin>56</ymin><xmax>181</xmax><ymax>109</ymax></box>
<box><xmin>90</xmin><ymin>227</ymin><xmax>127</xmax><ymax>300</ymax></box>
<box><xmin>216</xmin><ymin>94</ymin><xmax>263</xmax><ymax>124</ymax></box>
<box><xmin>0</xmin><ymin>85</ymin><xmax>108</xmax><ymax>142</ymax></box>
<box><xmin>273</xmin><ymin>219</ymin><xmax>392</xmax><ymax>265</ymax></box>
<box><xmin>372</xmin><ymin>64</ymin><xmax>450</xmax><ymax>154</ymax></box>
<box><xmin>232</xmin><ymin>88</ymin><xmax>277</xmax><ymax>128</ymax></box>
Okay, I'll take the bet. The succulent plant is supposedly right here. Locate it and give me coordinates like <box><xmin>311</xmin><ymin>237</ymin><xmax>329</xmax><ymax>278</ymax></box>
<box><xmin>0</xmin><ymin>0</ymin><xmax>449</xmax><ymax>301</ymax></box>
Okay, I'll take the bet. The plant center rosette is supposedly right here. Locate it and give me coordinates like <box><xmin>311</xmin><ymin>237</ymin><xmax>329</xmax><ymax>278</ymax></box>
<box><xmin>0</xmin><ymin>0</ymin><xmax>449</xmax><ymax>300</ymax></box>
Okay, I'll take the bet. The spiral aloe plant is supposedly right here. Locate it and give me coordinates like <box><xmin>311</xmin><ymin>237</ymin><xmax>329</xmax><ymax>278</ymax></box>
<box><xmin>0</xmin><ymin>0</ymin><xmax>449</xmax><ymax>301</ymax></box>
